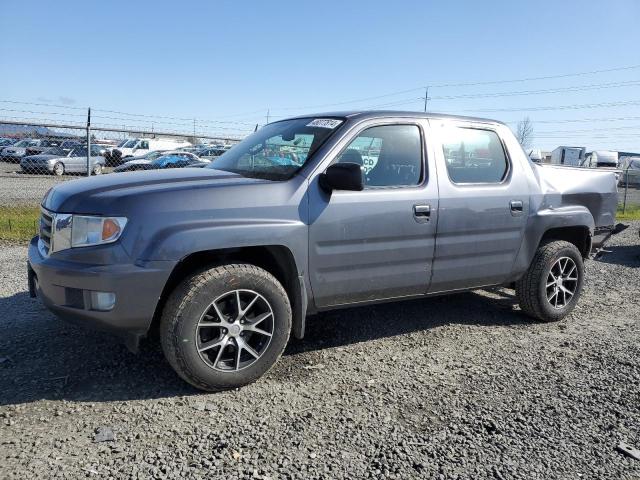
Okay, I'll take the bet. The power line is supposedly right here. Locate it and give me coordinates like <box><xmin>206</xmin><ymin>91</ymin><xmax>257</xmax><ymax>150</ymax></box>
<box><xmin>262</xmin><ymin>63</ymin><xmax>640</xmax><ymax>112</ymax></box>
<box><xmin>503</xmin><ymin>115</ymin><xmax>640</xmax><ymax>125</ymax></box>
<box><xmin>428</xmin><ymin>80</ymin><xmax>640</xmax><ymax>101</ymax></box>
<box><xmin>0</xmin><ymin>100</ymin><xmax>258</xmax><ymax>126</ymax></box>
<box><xmin>457</xmin><ymin>99</ymin><xmax>640</xmax><ymax>113</ymax></box>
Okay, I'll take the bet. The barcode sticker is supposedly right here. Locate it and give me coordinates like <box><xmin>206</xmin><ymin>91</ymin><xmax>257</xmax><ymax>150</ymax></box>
<box><xmin>306</xmin><ymin>119</ymin><xmax>343</xmax><ymax>129</ymax></box>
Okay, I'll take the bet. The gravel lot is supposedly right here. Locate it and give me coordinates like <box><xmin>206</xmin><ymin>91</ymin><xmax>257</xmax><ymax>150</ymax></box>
<box><xmin>0</xmin><ymin>161</ymin><xmax>73</xmax><ymax>205</ymax></box>
<box><xmin>0</xmin><ymin>161</ymin><xmax>115</xmax><ymax>205</ymax></box>
<box><xmin>0</xmin><ymin>224</ymin><xmax>639</xmax><ymax>479</ymax></box>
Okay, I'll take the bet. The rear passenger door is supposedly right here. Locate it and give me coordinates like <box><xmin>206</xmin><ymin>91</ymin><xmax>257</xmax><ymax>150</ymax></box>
<box><xmin>308</xmin><ymin>120</ymin><xmax>438</xmax><ymax>307</ymax></box>
<box><xmin>429</xmin><ymin>120</ymin><xmax>529</xmax><ymax>292</ymax></box>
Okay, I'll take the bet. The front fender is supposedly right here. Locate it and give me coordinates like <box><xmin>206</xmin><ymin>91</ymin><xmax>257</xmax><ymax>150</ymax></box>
<box><xmin>139</xmin><ymin>218</ymin><xmax>308</xmax><ymax>276</ymax></box>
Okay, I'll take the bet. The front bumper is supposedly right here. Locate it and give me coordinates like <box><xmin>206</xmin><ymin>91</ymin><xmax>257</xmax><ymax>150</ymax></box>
<box><xmin>27</xmin><ymin>236</ymin><xmax>176</xmax><ymax>350</ymax></box>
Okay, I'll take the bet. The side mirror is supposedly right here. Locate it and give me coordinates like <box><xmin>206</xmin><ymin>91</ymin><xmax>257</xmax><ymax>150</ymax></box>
<box><xmin>319</xmin><ymin>162</ymin><xmax>364</xmax><ymax>192</ymax></box>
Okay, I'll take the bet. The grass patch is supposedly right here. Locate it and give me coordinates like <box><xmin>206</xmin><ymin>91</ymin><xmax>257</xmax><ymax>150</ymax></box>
<box><xmin>618</xmin><ymin>204</ymin><xmax>640</xmax><ymax>221</ymax></box>
<box><xmin>0</xmin><ymin>206</ymin><xmax>40</xmax><ymax>242</ymax></box>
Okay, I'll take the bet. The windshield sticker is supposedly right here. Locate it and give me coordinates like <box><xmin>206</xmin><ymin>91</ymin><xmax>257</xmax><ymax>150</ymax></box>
<box><xmin>306</xmin><ymin>119</ymin><xmax>343</xmax><ymax>129</ymax></box>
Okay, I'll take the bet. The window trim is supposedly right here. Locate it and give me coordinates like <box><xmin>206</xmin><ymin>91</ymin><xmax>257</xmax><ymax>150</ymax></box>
<box><xmin>331</xmin><ymin>121</ymin><xmax>428</xmax><ymax>190</ymax></box>
<box><xmin>440</xmin><ymin>125</ymin><xmax>512</xmax><ymax>187</ymax></box>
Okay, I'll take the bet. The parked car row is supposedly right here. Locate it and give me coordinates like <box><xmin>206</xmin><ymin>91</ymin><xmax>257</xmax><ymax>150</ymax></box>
<box><xmin>2</xmin><ymin>135</ymin><xmax>236</xmax><ymax>176</ymax></box>
<box><xmin>113</xmin><ymin>151</ymin><xmax>210</xmax><ymax>172</ymax></box>
<box><xmin>103</xmin><ymin>138</ymin><xmax>194</xmax><ymax>166</ymax></box>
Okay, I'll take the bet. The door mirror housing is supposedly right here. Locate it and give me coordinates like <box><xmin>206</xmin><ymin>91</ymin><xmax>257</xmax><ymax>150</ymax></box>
<box><xmin>319</xmin><ymin>163</ymin><xmax>364</xmax><ymax>192</ymax></box>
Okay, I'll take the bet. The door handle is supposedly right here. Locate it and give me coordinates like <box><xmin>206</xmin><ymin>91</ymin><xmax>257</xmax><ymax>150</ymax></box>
<box><xmin>413</xmin><ymin>204</ymin><xmax>431</xmax><ymax>221</ymax></box>
<box><xmin>510</xmin><ymin>200</ymin><xmax>524</xmax><ymax>215</ymax></box>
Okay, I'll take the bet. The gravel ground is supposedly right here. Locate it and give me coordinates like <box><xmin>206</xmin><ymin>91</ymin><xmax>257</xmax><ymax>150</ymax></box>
<box><xmin>0</xmin><ymin>224</ymin><xmax>639</xmax><ymax>479</ymax></box>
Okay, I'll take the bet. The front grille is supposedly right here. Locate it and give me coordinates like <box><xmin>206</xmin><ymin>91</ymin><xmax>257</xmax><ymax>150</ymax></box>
<box><xmin>39</xmin><ymin>208</ymin><xmax>53</xmax><ymax>256</ymax></box>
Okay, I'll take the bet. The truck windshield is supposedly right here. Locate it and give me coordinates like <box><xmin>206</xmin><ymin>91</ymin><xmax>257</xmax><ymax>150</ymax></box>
<box><xmin>209</xmin><ymin>118</ymin><xmax>344</xmax><ymax>180</ymax></box>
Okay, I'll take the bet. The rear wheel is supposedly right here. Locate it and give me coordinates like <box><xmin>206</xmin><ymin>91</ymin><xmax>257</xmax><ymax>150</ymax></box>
<box><xmin>516</xmin><ymin>240</ymin><xmax>584</xmax><ymax>322</ymax></box>
<box><xmin>160</xmin><ymin>264</ymin><xmax>292</xmax><ymax>391</ymax></box>
<box><xmin>92</xmin><ymin>163</ymin><xmax>103</xmax><ymax>175</ymax></box>
<box><xmin>52</xmin><ymin>162</ymin><xmax>64</xmax><ymax>176</ymax></box>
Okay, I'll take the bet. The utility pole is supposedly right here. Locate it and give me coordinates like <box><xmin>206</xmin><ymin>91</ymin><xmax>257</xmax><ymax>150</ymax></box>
<box><xmin>193</xmin><ymin>118</ymin><xmax>196</xmax><ymax>140</ymax></box>
<box><xmin>266</xmin><ymin>109</ymin><xmax>270</xmax><ymax>124</ymax></box>
<box><xmin>423</xmin><ymin>86</ymin><xmax>429</xmax><ymax>112</ymax></box>
<box><xmin>86</xmin><ymin>107</ymin><xmax>91</xmax><ymax>177</ymax></box>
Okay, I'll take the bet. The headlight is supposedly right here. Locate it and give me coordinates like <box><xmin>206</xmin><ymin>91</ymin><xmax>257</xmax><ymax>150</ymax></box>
<box><xmin>48</xmin><ymin>214</ymin><xmax>127</xmax><ymax>253</ymax></box>
<box><xmin>71</xmin><ymin>215</ymin><xmax>127</xmax><ymax>247</ymax></box>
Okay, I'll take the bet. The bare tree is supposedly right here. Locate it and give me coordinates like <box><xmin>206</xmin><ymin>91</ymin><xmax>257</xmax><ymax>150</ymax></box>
<box><xmin>516</xmin><ymin>117</ymin><xmax>534</xmax><ymax>148</ymax></box>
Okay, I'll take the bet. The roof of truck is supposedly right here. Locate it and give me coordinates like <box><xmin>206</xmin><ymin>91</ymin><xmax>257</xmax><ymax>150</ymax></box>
<box><xmin>284</xmin><ymin>110</ymin><xmax>507</xmax><ymax>126</ymax></box>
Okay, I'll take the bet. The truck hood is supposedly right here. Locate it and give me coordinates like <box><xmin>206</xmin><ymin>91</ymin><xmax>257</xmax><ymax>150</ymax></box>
<box><xmin>533</xmin><ymin>164</ymin><xmax>618</xmax><ymax>228</ymax></box>
<box><xmin>42</xmin><ymin>168</ymin><xmax>271</xmax><ymax>213</ymax></box>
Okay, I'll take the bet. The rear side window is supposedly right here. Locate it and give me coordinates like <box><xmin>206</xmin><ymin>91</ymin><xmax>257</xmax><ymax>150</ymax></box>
<box><xmin>337</xmin><ymin>124</ymin><xmax>422</xmax><ymax>187</ymax></box>
<box><xmin>441</xmin><ymin>127</ymin><xmax>508</xmax><ymax>184</ymax></box>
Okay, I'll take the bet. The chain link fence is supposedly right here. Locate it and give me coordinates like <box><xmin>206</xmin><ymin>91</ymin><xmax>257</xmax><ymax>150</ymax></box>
<box><xmin>0</xmin><ymin>120</ymin><xmax>243</xmax><ymax>242</ymax></box>
<box><xmin>618</xmin><ymin>158</ymin><xmax>640</xmax><ymax>218</ymax></box>
<box><xmin>0</xmin><ymin>119</ymin><xmax>639</xmax><ymax>242</ymax></box>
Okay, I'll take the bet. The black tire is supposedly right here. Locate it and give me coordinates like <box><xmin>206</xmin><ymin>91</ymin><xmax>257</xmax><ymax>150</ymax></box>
<box><xmin>160</xmin><ymin>264</ymin><xmax>292</xmax><ymax>391</ymax></box>
<box><xmin>515</xmin><ymin>240</ymin><xmax>584</xmax><ymax>322</ymax></box>
<box><xmin>92</xmin><ymin>163</ymin><xmax>103</xmax><ymax>175</ymax></box>
<box><xmin>53</xmin><ymin>162</ymin><xmax>64</xmax><ymax>176</ymax></box>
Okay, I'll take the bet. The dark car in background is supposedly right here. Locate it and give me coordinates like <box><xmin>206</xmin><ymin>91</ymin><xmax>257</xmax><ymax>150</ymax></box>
<box><xmin>24</xmin><ymin>139</ymin><xmax>79</xmax><ymax>157</ymax></box>
<box><xmin>21</xmin><ymin>144</ymin><xmax>106</xmax><ymax>175</ymax></box>
<box><xmin>113</xmin><ymin>152</ymin><xmax>208</xmax><ymax>172</ymax></box>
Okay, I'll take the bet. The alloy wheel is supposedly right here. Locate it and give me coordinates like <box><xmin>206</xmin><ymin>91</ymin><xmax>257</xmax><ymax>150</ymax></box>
<box><xmin>196</xmin><ymin>289</ymin><xmax>274</xmax><ymax>371</ymax></box>
<box><xmin>546</xmin><ymin>257</ymin><xmax>578</xmax><ymax>309</ymax></box>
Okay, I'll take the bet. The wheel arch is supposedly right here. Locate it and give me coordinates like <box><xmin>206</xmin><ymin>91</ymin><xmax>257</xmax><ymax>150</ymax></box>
<box><xmin>150</xmin><ymin>244</ymin><xmax>306</xmax><ymax>340</ymax></box>
<box><xmin>539</xmin><ymin>225</ymin><xmax>591</xmax><ymax>258</ymax></box>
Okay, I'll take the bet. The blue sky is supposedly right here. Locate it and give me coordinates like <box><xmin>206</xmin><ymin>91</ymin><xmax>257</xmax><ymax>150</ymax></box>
<box><xmin>1</xmin><ymin>0</ymin><xmax>639</xmax><ymax>151</ymax></box>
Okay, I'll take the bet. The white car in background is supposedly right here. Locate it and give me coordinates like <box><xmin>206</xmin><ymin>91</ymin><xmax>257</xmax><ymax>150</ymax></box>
<box><xmin>112</xmin><ymin>138</ymin><xmax>193</xmax><ymax>161</ymax></box>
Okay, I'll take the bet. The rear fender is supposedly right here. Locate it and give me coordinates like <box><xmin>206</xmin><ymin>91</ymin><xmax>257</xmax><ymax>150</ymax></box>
<box><xmin>508</xmin><ymin>206</ymin><xmax>594</xmax><ymax>281</ymax></box>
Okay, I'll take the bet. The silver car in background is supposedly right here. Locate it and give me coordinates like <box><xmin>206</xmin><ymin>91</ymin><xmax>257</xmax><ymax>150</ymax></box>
<box><xmin>21</xmin><ymin>145</ymin><xmax>106</xmax><ymax>175</ymax></box>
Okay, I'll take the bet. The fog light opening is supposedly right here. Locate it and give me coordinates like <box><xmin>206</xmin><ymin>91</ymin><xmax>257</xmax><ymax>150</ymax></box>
<box><xmin>90</xmin><ymin>291</ymin><xmax>116</xmax><ymax>311</ymax></box>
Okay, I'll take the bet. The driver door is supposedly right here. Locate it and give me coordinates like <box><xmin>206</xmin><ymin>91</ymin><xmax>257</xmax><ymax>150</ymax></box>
<box><xmin>308</xmin><ymin>121</ymin><xmax>438</xmax><ymax>307</ymax></box>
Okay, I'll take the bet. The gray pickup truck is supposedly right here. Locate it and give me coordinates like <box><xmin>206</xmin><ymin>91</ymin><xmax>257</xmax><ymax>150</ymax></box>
<box><xmin>28</xmin><ymin>111</ymin><xmax>618</xmax><ymax>391</ymax></box>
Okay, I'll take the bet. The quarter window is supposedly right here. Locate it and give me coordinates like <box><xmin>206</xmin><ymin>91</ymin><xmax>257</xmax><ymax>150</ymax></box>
<box><xmin>337</xmin><ymin>125</ymin><xmax>422</xmax><ymax>187</ymax></box>
<box><xmin>441</xmin><ymin>127</ymin><xmax>508</xmax><ymax>184</ymax></box>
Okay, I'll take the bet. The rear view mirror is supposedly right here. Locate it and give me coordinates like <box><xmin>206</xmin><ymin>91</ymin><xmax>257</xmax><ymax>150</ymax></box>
<box><xmin>319</xmin><ymin>163</ymin><xmax>364</xmax><ymax>192</ymax></box>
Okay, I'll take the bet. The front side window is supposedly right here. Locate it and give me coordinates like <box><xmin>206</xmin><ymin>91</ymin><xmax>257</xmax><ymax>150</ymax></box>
<box><xmin>140</xmin><ymin>140</ymin><xmax>149</xmax><ymax>149</ymax></box>
<box><xmin>209</xmin><ymin>118</ymin><xmax>344</xmax><ymax>180</ymax></box>
<box><xmin>337</xmin><ymin>124</ymin><xmax>422</xmax><ymax>187</ymax></box>
<box><xmin>441</xmin><ymin>127</ymin><xmax>508</xmax><ymax>184</ymax></box>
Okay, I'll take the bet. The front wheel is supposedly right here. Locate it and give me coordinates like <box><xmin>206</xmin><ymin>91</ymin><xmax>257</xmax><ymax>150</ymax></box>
<box><xmin>515</xmin><ymin>240</ymin><xmax>584</xmax><ymax>322</ymax></box>
<box><xmin>160</xmin><ymin>264</ymin><xmax>292</xmax><ymax>391</ymax></box>
<box><xmin>92</xmin><ymin>163</ymin><xmax>103</xmax><ymax>175</ymax></box>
